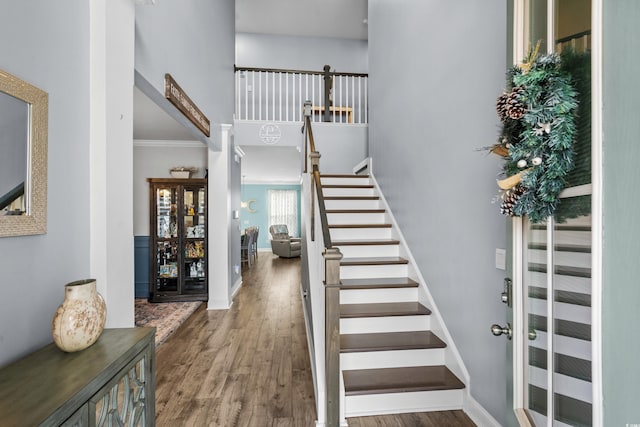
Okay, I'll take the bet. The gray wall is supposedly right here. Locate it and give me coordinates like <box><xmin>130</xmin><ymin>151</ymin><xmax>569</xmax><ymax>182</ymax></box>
<box><xmin>136</xmin><ymin>0</ymin><xmax>235</xmax><ymax>126</ymax></box>
<box><xmin>0</xmin><ymin>1</ymin><xmax>91</xmax><ymax>366</ymax></box>
<box><xmin>368</xmin><ymin>0</ymin><xmax>507</xmax><ymax>423</ymax></box>
<box><xmin>133</xmin><ymin>142</ymin><xmax>208</xmax><ymax>236</ymax></box>
<box><xmin>235</xmin><ymin>121</ymin><xmax>368</xmax><ymax>174</ymax></box>
<box><xmin>602</xmin><ymin>0</ymin><xmax>640</xmax><ymax>424</ymax></box>
<box><xmin>236</xmin><ymin>32</ymin><xmax>368</xmax><ymax>73</ymax></box>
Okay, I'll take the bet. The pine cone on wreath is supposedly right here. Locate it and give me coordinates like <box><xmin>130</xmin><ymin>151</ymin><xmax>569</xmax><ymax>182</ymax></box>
<box><xmin>496</xmin><ymin>93</ymin><xmax>509</xmax><ymax>122</ymax></box>
<box><xmin>506</xmin><ymin>86</ymin><xmax>526</xmax><ymax>120</ymax></box>
<box><xmin>500</xmin><ymin>185</ymin><xmax>526</xmax><ymax>216</ymax></box>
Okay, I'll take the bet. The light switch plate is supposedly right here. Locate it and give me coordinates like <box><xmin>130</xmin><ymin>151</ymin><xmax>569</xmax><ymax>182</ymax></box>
<box><xmin>495</xmin><ymin>248</ymin><xmax>506</xmax><ymax>270</ymax></box>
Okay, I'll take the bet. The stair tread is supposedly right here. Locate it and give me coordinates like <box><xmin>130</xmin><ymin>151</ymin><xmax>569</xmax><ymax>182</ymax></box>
<box><xmin>341</xmin><ymin>331</ymin><xmax>446</xmax><ymax>353</ymax></box>
<box><xmin>341</xmin><ymin>256</ymin><xmax>408</xmax><ymax>266</ymax></box>
<box><xmin>333</xmin><ymin>239</ymin><xmax>400</xmax><ymax>246</ymax></box>
<box><xmin>321</xmin><ymin>174</ymin><xmax>370</xmax><ymax>178</ymax></box>
<box><xmin>341</xmin><ymin>302</ymin><xmax>431</xmax><ymax>318</ymax></box>
<box><xmin>324</xmin><ymin>196</ymin><xmax>380</xmax><ymax>200</ymax></box>
<box><xmin>340</xmin><ymin>277</ymin><xmax>419</xmax><ymax>289</ymax></box>
<box><xmin>343</xmin><ymin>366</ymin><xmax>465</xmax><ymax>396</ymax></box>
<box><xmin>326</xmin><ymin>209</ymin><xmax>386</xmax><ymax>214</ymax></box>
<box><xmin>329</xmin><ymin>223</ymin><xmax>392</xmax><ymax>229</ymax></box>
<box><xmin>322</xmin><ymin>184</ymin><xmax>374</xmax><ymax>189</ymax></box>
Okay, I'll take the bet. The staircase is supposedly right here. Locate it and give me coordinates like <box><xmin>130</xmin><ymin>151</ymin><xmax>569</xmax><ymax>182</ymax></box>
<box><xmin>320</xmin><ymin>173</ymin><xmax>466</xmax><ymax>418</ymax></box>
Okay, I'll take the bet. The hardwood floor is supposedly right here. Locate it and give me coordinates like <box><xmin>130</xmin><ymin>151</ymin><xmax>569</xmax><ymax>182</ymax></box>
<box><xmin>154</xmin><ymin>253</ymin><xmax>476</xmax><ymax>426</ymax></box>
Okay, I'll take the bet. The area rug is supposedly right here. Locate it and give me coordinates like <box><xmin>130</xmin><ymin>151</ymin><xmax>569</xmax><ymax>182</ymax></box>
<box><xmin>134</xmin><ymin>299</ymin><xmax>202</xmax><ymax>347</ymax></box>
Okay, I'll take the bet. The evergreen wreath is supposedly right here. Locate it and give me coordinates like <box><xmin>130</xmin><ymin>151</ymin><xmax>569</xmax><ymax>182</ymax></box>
<box><xmin>491</xmin><ymin>43</ymin><xmax>578</xmax><ymax>223</ymax></box>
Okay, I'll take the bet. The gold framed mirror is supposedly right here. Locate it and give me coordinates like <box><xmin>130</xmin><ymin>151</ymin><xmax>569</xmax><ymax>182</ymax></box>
<box><xmin>0</xmin><ymin>69</ymin><xmax>48</xmax><ymax>237</ymax></box>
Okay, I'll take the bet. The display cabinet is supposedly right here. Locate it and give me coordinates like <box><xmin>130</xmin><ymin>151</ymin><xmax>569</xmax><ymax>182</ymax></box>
<box><xmin>148</xmin><ymin>178</ymin><xmax>208</xmax><ymax>302</ymax></box>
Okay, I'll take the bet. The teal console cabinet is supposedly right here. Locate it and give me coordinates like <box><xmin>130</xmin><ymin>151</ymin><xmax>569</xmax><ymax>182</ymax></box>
<box><xmin>0</xmin><ymin>328</ymin><xmax>155</xmax><ymax>426</ymax></box>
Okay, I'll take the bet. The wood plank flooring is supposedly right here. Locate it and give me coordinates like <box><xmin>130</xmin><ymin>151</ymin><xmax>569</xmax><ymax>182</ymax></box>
<box><xmin>154</xmin><ymin>253</ymin><xmax>476</xmax><ymax>426</ymax></box>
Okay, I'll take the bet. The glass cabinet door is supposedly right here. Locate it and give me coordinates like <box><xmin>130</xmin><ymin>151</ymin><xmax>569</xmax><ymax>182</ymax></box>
<box><xmin>156</xmin><ymin>187</ymin><xmax>177</xmax><ymax>239</ymax></box>
<box><xmin>155</xmin><ymin>186</ymin><xmax>179</xmax><ymax>293</ymax></box>
<box><xmin>182</xmin><ymin>186</ymin><xmax>206</xmax><ymax>293</ymax></box>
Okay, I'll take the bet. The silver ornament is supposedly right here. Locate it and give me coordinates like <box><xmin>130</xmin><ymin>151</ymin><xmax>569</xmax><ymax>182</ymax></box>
<box><xmin>517</xmin><ymin>159</ymin><xmax>527</xmax><ymax>168</ymax></box>
<box><xmin>532</xmin><ymin>157</ymin><xmax>542</xmax><ymax>166</ymax></box>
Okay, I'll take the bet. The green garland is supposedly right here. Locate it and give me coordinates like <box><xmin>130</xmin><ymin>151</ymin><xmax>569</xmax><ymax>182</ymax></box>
<box><xmin>493</xmin><ymin>48</ymin><xmax>578</xmax><ymax>223</ymax></box>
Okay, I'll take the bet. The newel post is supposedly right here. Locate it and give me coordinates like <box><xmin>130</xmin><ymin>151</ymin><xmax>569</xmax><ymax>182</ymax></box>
<box><xmin>324</xmin><ymin>247</ymin><xmax>342</xmax><ymax>427</ymax></box>
<box><xmin>323</xmin><ymin>65</ymin><xmax>332</xmax><ymax>122</ymax></box>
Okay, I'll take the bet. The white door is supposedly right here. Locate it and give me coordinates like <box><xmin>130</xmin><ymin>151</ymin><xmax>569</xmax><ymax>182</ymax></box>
<box><xmin>507</xmin><ymin>1</ymin><xmax>598</xmax><ymax>425</ymax></box>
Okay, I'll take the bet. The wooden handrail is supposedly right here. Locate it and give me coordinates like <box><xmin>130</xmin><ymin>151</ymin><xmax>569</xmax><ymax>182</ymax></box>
<box><xmin>556</xmin><ymin>29</ymin><xmax>591</xmax><ymax>44</ymax></box>
<box><xmin>0</xmin><ymin>182</ymin><xmax>25</xmax><ymax>211</ymax></box>
<box><xmin>305</xmin><ymin>114</ymin><xmax>332</xmax><ymax>248</ymax></box>
<box><xmin>303</xmin><ymin>106</ymin><xmax>342</xmax><ymax>427</ymax></box>
<box><xmin>235</xmin><ymin>65</ymin><xmax>368</xmax><ymax>78</ymax></box>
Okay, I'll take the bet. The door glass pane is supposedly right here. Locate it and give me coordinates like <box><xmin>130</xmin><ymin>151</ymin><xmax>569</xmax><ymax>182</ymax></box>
<box><xmin>156</xmin><ymin>187</ymin><xmax>177</xmax><ymax>238</ymax></box>
<box><xmin>555</xmin><ymin>0</ymin><xmax>591</xmax><ymax>54</ymax></box>
<box><xmin>553</xmin><ymin>2</ymin><xmax>593</xmax><ymax>422</ymax></box>
<box><xmin>524</xmin><ymin>220</ymin><xmax>549</xmax><ymax>425</ymax></box>
<box><xmin>528</xmin><ymin>0</ymin><xmax>548</xmax><ymax>53</ymax></box>
<box><xmin>555</xmin><ymin>0</ymin><xmax>592</xmax><ymax>193</ymax></box>
<box><xmin>553</xmin><ymin>212</ymin><xmax>592</xmax><ymax>426</ymax></box>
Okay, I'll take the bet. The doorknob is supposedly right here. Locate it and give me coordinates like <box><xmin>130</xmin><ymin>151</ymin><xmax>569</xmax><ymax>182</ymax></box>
<box><xmin>490</xmin><ymin>323</ymin><xmax>512</xmax><ymax>340</ymax></box>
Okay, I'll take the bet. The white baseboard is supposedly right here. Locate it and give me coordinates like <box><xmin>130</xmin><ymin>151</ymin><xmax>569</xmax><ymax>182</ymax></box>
<box><xmin>208</xmin><ymin>278</ymin><xmax>242</xmax><ymax>310</ymax></box>
<box><xmin>231</xmin><ymin>277</ymin><xmax>243</xmax><ymax>299</ymax></box>
<box><xmin>464</xmin><ymin>393</ymin><xmax>501</xmax><ymax>427</ymax></box>
<box><xmin>315</xmin><ymin>421</ymin><xmax>349</xmax><ymax>427</ymax></box>
<box><xmin>207</xmin><ymin>299</ymin><xmax>232</xmax><ymax>310</ymax></box>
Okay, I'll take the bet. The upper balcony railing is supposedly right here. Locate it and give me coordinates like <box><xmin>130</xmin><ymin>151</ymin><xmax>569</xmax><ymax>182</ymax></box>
<box><xmin>235</xmin><ymin>65</ymin><xmax>368</xmax><ymax>124</ymax></box>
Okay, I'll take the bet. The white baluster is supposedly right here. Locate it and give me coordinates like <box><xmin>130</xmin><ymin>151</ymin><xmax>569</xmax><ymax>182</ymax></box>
<box><xmin>258</xmin><ymin>71</ymin><xmax>262</xmax><ymax>121</ymax></box>
<box><xmin>279</xmin><ymin>72</ymin><xmax>282</xmax><ymax>122</ymax></box>
<box><xmin>251</xmin><ymin>71</ymin><xmax>255</xmax><ymax>120</ymax></box>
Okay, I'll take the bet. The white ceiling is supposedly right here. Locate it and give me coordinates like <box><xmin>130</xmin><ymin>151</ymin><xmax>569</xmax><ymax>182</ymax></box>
<box><xmin>133</xmin><ymin>87</ymin><xmax>196</xmax><ymax>141</ymax></box>
<box><xmin>236</xmin><ymin>0</ymin><xmax>368</xmax><ymax>40</ymax></box>
<box><xmin>134</xmin><ymin>1</ymin><xmax>367</xmax><ymax>182</ymax></box>
<box><xmin>240</xmin><ymin>145</ymin><xmax>302</xmax><ymax>184</ymax></box>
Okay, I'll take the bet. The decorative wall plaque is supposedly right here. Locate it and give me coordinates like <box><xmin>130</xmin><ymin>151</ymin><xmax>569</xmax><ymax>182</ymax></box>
<box><xmin>164</xmin><ymin>74</ymin><xmax>210</xmax><ymax>137</ymax></box>
<box><xmin>259</xmin><ymin>123</ymin><xmax>281</xmax><ymax>144</ymax></box>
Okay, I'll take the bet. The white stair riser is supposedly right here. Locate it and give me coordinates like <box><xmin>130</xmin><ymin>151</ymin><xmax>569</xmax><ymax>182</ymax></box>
<box><xmin>340</xmin><ymin>315</ymin><xmax>431</xmax><ymax>334</ymax></box>
<box><xmin>344</xmin><ymin>389</ymin><xmax>464</xmax><ymax>418</ymax></box>
<box><xmin>335</xmin><ymin>245</ymin><xmax>400</xmax><ymax>258</ymax></box>
<box><xmin>327</xmin><ymin>212</ymin><xmax>387</xmax><ymax>224</ymax></box>
<box><xmin>330</xmin><ymin>228</ymin><xmax>392</xmax><ymax>240</ymax></box>
<box><xmin>325</xmin><ymin>199</ymin><xmax>382</xmax><ymax>210</ymax></box>
<box><xmin>340</xmin><ymin>287</ymin><xmax>417</xmax><ymax>304</ymax></box>
<box><xmin>321</xmin><ymin>177</ymin><xmax>372</xmax><ymax>186</ymax></box>
<box><xmin>340</xmin><ymin>264</ymin><xmax>408</xmax><ymax>279</ymax></box>
<box><xmin>323</xmin><ymin>187</ymin><xmax>377</xmax><ymax>197</ymax></box>
<box><xmin>340</xmin><ymin>348</ymin><xmax>446</xmax><ymax>370</ymax></box>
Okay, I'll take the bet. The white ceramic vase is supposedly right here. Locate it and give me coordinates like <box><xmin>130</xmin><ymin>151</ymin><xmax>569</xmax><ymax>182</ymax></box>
<box><xmin>52</xmin><ymin>279</ymin><xmax>107</xmax><ymax>352</ymax></box>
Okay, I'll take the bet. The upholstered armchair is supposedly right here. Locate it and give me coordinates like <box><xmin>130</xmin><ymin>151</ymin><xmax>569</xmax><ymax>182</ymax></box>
<box><xmin>269</xmin><ymin>224</ymin><xmax>301</xmax><ymax>258</ymax></box>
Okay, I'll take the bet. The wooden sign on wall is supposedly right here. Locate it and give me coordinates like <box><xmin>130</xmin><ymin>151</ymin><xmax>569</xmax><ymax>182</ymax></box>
<box><xmin>164</xmin><ymin>73</ymin><xmax>211</xmax><ymax>137</ymax></box>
